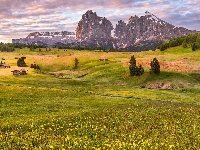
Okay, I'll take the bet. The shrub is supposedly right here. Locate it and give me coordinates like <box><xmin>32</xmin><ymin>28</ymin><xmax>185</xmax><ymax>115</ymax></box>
<box><xmin>74</xmin><ymin>58</ymin><xmax>79</xmax><ymax>69</ymax></box>
<box><xmin>150</xmin><ymin>58</ymin><xmax>160</xmax><ymax>75</ymax></box>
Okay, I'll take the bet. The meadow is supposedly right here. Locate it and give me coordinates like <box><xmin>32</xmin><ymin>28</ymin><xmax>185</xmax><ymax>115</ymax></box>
<box><xmin>0</xmin><ymin>47</ymin><xmax>200</xmax><ymax>149</ymax></box>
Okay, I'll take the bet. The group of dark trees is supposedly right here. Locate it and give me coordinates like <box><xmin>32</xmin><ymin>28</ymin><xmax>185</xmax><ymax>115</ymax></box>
<box><xmin>159</xmin><ymin>33</ymin><xmax>200</xmax><ymax>51</ymax></box>
<box><xmin>30</xmin><ymin>64</ymin><xmax>40</xmax><ymax>70</ymax></box>
<box><xmin>0</xmin><ymin>43</ymin><xmax>15</xmax><ymax>52</ymax></box>
<box><xmin>0</xmin><ymin>42</ymin><xmax>48</xmax><ymax>52</ymax></box>
<box><xmin>28</xmin><ymin>44</ymin><xmax>47</xmax><ymax>51</ymax></box>
<box><xmin>57</xmin><ymin>45</ymin><xmax>105</xmax><ymax>51</ymax></box>
<box><xmin>129</xmin><ymin>55</ymin><xmax>160</xmax><ymax>76</ymax></box>
<box><xmin>17</xmin><ymin>57</ymin><xmax>27</xmax><ymax>67</ymax></box>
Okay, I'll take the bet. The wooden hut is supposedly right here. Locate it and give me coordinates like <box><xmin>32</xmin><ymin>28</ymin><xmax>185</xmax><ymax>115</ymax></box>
<box><xmin>11</xmin><ymin>69</ymin><xmax>27</xmax><ymax>75</ymax></box>
<box><xmin>0</xmin><ymin>64</ymin><xmax>10</xmax><ymax>68</ymax></box>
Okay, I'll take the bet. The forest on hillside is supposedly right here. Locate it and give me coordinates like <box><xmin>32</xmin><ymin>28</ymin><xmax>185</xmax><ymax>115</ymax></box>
<box><xmin>159</xmin><ymin>33</ymin><xmax>200</xmax><ymax>51</ymax></box>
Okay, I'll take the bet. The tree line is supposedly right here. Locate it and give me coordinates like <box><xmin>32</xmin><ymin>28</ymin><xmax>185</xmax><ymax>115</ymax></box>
<box><xmin>0</xmin><ymin>42</ymin><xmax>47</xmax><ymax>52</ymax></box>
<box><xmin>158</xmin><ymin>33</ymin><xmax>200</xmax><ymax>51</ymax></box>
<box><xmin>57</xmin><ymin>45</ymin><xmax>105</xmax><ymax>51</ymax></box>
<box><xmin>0</xmin><ymin>43</ymin><xmax>15</xmax><ymax>52</ymax></box>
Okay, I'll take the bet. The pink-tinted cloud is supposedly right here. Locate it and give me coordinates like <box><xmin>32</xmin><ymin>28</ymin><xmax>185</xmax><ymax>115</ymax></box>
<box><xmin>0</xmin><ymin>0</ymin><xmax>199</xmax><ymax>42</ymax></box>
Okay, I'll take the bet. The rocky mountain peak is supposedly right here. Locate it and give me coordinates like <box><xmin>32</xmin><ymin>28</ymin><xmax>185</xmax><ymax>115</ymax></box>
<box><xmin>13</xmin><ymin>10</ymin><xmax>198</xmax><ymax>51</ymax></box>
<box><xmin>114</xmin><ymin>11</ymin><xmax>197</xmax><ymax>50</ymax></box>
<box><xmin>76</xmin><ymin>10</ymin><xmax>113</xmax><ymax>48</ymax></box>
<box><xmin>75</xmin><ymin>10</ymin><xmax>198</xmax><ymax>50</ymax></box>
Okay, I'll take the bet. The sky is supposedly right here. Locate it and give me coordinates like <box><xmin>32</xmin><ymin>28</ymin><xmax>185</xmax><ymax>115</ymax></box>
<box><xmin>0</xmin><ymin>0</ymin><xmax>199</xmax><ymax>43</ymax></box>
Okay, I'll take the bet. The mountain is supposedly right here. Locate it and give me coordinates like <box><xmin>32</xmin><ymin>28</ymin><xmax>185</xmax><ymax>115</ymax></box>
<box><xmin>75</xmin><ymin>10</ymin><xmax>114</xmax><ymax>49</ymax></box>
<box><xmin>75</xmin><ymin>11</ymin><xmax>197</xmax><ymax>51</ymax></box>
<box><xmin>12</xmin><ymin>11</ymin><xmax>198</xmax><ymax>51</ymax></box>
<box><xmin>114</xmin><ymin>11</ymin><xmax>197</xmax><ymax>50</ymax></box>
<box><xmin>12</xmin><ymin>31</ymin><xmax>76</xmax><ymax>46</ymax></box>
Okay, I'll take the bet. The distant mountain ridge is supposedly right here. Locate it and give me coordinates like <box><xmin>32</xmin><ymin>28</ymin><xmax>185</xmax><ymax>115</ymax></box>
<box><xmin>12</xmin><ymin>11</ymin><xmax>198</xmax><ymax>51</ymax></box>
<box><xmin>12</xmin><ymin>31</ymin><xmax>75</xmax><ymax>45</ymax></box>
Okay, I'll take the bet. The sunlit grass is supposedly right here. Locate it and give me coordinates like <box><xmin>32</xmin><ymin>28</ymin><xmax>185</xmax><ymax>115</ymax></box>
<box><xmin>0</xmin><ymin>47</ymin><xmax>200</xmax><ymax>149</ymax></box>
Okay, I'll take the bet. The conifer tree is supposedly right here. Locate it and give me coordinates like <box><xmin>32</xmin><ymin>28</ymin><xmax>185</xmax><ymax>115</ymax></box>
<box><xmin>192</xmin><ymin>43</ymin><xmax>197</xmax><ymax>51</ymax></box>
<box><xmin>30</xmin><ymin>64</ymin><xmax>34</xmax><ymax>68</ymax></box>
<box><xmin>182</xmin><ymin>40</ymin><xmax>187</xmax><ymax>48</ymax></box>
<box><xmin>74</xmin><ymin>58</ymin><xmax>79</xmax><ymax>69</ymax></box>
<box><xmin>150</xmin><ymin>58</ymin><xmax>160</xmax><ymax>75</ymax></box>
<box><xmin>196</xmin><ymin>34</ymin><xmax>200</xmax><ymax>49</ymax></box>
<box><xmin>129</xmin><ymin>55</ymin><xmax>144</xmax><ymax>76</ymax></box>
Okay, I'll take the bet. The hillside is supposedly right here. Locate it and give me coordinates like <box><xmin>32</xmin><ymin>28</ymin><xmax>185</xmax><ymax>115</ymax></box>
<box><xmin>159</xmin><ymin>33</ymin><xmax>200</xmax><ymax>51</ymax></box>
<box><xmin>0</xmin><ymin>48</ymin><xmax>200</xmax><ymax>149</ymax></box>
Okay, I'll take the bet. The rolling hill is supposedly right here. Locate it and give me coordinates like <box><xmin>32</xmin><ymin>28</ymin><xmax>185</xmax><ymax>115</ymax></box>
<box><xmin>0</xmin><ymin>47</ymin><xmax>200</xmax><ymax>149</ymax></box>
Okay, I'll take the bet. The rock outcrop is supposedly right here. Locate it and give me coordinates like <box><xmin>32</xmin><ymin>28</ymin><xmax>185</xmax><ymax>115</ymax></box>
<box><xmin>12</xmin><ymin>31</ymin><xmax>75</xmax><ymax>46</ymax></box>
<box><xmin>75</xmin><ymin>11</ymin><xmax>197</xmax><ymax>51</ymax></box>
<box><xmin>13</xmin><ymin>10</ymin><xmax>198</xmax><ymax>51</ymax></box>
<box><xmin>114</xmin><ymin>11</ymin><xmax>197</xmax><ymax>50</ymax></box>
<box><xmin>75</xmin><ymin>10</ymin><xmax>113</xmax><ymax>49</ymax></box>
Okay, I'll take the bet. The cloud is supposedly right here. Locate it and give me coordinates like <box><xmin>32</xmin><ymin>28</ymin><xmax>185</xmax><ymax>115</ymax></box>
<box><xmin>0</xmin><ymin>0</ymin><xmax>199</xmax><ymax>42</ymax></box>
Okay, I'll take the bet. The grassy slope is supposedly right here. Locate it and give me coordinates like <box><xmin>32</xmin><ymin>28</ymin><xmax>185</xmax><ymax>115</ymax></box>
<box><xmin>0</xmin><ymin>47</ymin><xmax>200</xmax><ymax>149</ymax></box>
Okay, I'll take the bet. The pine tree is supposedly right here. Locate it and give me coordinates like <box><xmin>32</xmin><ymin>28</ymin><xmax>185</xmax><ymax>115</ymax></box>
<box><xmin>150</xmin><ymin>58</ymin><xmax>160</xmax><ymax>75</ymax></box>
<box><xmin>30</xmin><ymin>64</ymin><xmax>34</xmax><ymax>68</ymax></box>
<box><xmin>129</xmin><ymin>55</ymin><xmax>144</xmax><ymax>76</ymax></box>
<box><xmin>36</xmin><ymin>65</ymin><xmax>40</xmax><ymax>70</ymax></box>
<box><xmin>74</xmin><ymin>58</ymin><xmax>79</xmax><ymax>69</ymax></box>
<box><xmin>196</xmin><ymin>34</ymin><xmax>200</xmax><ymax>49</ymax></box>
<box><xmin>192</xmin><ymin>43</ymin><xmax>197</xmax><ymax>51</ymax></box>
<box><xmin>182</xmin><ymin>40</ymin><xmax>187</xmax><ymax>48</ymax></box>
<box><xmin>34</xmin><ymin>64</ymin><xmax>37</xmax><ymax>69</ymax></box>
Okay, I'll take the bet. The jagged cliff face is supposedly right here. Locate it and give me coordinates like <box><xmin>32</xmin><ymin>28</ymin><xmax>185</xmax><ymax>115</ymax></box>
<box><xmin>12</xmin><ymin>31</ymin><xmax>75</xmax><ymax>45</ymax></box>
<box><xmin>114</xmin><ymin>11</ymin><xmax>196</xmax><ymax>49</ymax></box>
<box><xmin>13</xmin><ymin>10</ymin><xmax>198</xmax><ymax>51</ymax></box>
<box><xmin>76</xmin><ymin>10</ymin><xmax>113</xmax><ymax>48</ymax></box>
<box><xmin>75</xmin><ymin>11</ymin><xmax>197</xmax><ymax>50</ymax></box>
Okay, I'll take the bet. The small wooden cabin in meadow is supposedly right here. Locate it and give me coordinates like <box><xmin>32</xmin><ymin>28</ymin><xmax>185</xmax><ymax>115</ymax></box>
<box><xmin>99</xmin><ymin>58</ymin><xmax>109</xmax><ymax>61</ymax></box>
<box><xmin>0</xmin><ymin>63</ymin><xmax>10</xmax><ymax>68</ymax></box>
<box><xmin>11</xmin><ymin>69</ymin><xmax>27</xmax><ymax>75</ymax></box>
<box><xmin>99</xmin><ymin>58</ymin><xmax>105</xmax><ymax>61</ymax></box>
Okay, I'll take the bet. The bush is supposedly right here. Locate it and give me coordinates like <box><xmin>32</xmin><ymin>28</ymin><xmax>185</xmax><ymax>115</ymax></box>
<box><xmin>74</xmin><ymin>58</ymin><xmax>79</xmax><ymax>69</ymax></box>
<box><xmin>129</xmin><ymin>55</ymin><xmax>144</xmax><ymax>76</ymax></box>
<box><xmin>150</xmin><ymin>58</ymin><xmax>160</xmax><ymax>75</ymax></box>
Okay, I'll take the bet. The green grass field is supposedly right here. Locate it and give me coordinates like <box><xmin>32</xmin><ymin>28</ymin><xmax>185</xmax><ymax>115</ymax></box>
<box><xmin>0</xmin><ymin>47</ymin><xmax>200</xmax><ymax>149</ymax></box>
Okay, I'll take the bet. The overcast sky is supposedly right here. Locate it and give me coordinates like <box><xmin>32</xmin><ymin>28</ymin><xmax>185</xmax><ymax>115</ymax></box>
<box><xmin>0</xmin><ymin>0</ymin><xmax>199</xmax><ymax>42</ymax></box>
